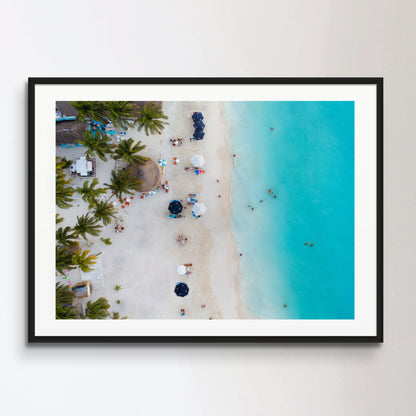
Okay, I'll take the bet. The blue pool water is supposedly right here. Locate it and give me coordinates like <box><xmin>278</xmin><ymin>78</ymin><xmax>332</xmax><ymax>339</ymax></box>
<box><xmin>223</xmin><ymin>101</ymin><xmax>355</xmax><ymax>319</ymax></box>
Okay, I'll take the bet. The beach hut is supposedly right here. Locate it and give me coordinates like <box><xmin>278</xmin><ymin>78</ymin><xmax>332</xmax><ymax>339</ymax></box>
<box><xmin>192</xmin><ymin>112</ymin><xmax>204</xmax><ymax>122</ymax></box>
<box><xmin>193</xmin><ymin>120</ymin><xmax>205</xmax><ymax>129</ymax></box>
<box><xmin>177</xmin><ymin>265</ymin><xmax>187</xmax><ymax>275</ymax></box>
<box><xmin>174</xmin><ymin>282</ymin><xmax>189</xmax><ymax>297</ymax></box>
<box><xmin>193</xmin><ymin>129</ymin><xmax>205</xmax><ymax>140</ymax></box>
<box><xmin>192</xmin><ymin>203</ymin><xmax>207</xmax><ymax>217</ymax></box>
<box><xmin>168</xmin><ymin>200</ymin><xmax>183</xmax><ymax>215</ymax></box>
<box><xmin>72</xmin><ymin>281</ymin><xmax>92</xmax><ymax>299</ymax></box>
<box><xmin>190</xmin><ymin>154</ymin><xmax>206</xmax><ymax>168</ymax></box>
<box><xmin>70</xmin><ymin>157</ymin><xmax>94</xmax><ymax>177</ymax></box>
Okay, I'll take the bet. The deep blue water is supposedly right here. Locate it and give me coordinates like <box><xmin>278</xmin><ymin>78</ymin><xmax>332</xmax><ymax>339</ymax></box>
<box><xmin>223</xmin><ymin>101</ymin><xmax>355</xmax><ymax>319</ymax></box>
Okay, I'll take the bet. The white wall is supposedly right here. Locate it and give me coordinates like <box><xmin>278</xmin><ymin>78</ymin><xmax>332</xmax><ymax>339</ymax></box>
<box><xmin>1</xmin><ymin>1</ymin><xmax>415</xmax><ymax>414</ymax></box>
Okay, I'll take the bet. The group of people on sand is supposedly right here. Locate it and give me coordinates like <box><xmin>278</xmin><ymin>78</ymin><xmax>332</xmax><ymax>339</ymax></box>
<box><xmin>170</xmin><ymin>138</ymin><xmax>184</xmax><ymax>146</ymax></box>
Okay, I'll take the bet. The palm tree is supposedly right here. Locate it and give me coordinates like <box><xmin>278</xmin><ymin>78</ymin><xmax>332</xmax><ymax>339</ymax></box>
<box><xmin>85</xmin><ymin>297</ymin><xmax>110</xmax><ymax>319</ymax></box>
<box><xmin>72</xmin><ymin>250</ymin><xmax>100</xmax><ymax>272</ymax></box>
<box><xmin>92</xmin><ymin>200</ymin><xmax>117</xmax><ymax>225</ymax></box>
<box><xmin>104</xmin><ymin>169</ymin><xmax>142</xmax><ymax>201</ymax></box>
<box><xmin>136</xmin><ymin>102</ymin><xmax>168</xmax><ymax>136</ymax></box>
<box><xmin>76</xmin><ymin>178</ymin><xmax>107</xmax><ymax>208</ymax></box>
<box><xmin>70</xmin><ymin>101</ymin><xmax>107</xmax><ymax>123</ymax></box>
<box><xmin>56</xmin><ymin>246</ymin><xmax>75</xmax><ymax>275</ymax></box>
<box><xmin>56</xmin><ymin>156</ymin><xmax>72</xmax><ymax>173</ymax></box>
<box><xmin>56</xmin><ymin>304</ymin><xmax>77</xmax><ymax>319</ymax></box>
<box><xmin>56</xmin><ymin>226</ymin><xmax>78</xmax><ymax>247</ymax></box>
<box><xmin>73</xmin><ymin>214</ymin><xmax>102</xmax><ymax>240</ymax></box>
<box><xmin>77</xmin><ymin>130</ymin><xmax>114</xmax><ymax>162</ymax></box>
<box><xmin>106</xmin><ymin>101</ymin><xmax>137</xmax><ymax>129</ymax></box>
<box><xmin>56</xmin><ymin>282</ymin><xmax>75</xmax><ymax>304</ymax></box>
<box><xmin>56</xmin><ymin>214</ymin><xmax>64</xmax><ymax>224</ymax></box>
<box><xmin>114</xmin><ymin>285</ymin><xmax>122</xmax><ymax>292</ymax></box>
<box><xmin>113</xmin><ymin>138</ymin><xmax>148</xmax><ymax>165</ymax></box>
<box><xmin>56</xmin><ymin>175</ymin><xmax>75</xmax><ymax>209</ymax></box>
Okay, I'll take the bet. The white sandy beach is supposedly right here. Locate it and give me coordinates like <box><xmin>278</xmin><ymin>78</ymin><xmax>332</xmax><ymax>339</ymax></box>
<box><xmin>56</xmin><ymin>101</ymin><xmax>244</xmax><ymax>319</ymax></box>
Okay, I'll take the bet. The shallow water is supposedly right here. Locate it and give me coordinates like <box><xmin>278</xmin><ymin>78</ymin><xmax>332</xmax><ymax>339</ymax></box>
<box><xmin>223</xmin><ymin>101</ymin><xmax>355</xmax><ymax>319</ymax></box>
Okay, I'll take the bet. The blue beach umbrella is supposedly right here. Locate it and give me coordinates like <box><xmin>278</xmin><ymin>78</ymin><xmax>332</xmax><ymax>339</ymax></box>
<box><xmin>193</xmin><ymin>120</ymin><xmax>205</xmax><ymax>129</ymax></box>
<box><xmin>192</xmin><ymin>112</ymin><xmax>204</xmax><ymax>122</ymax></box>
<box><xmin>168</xmin><ymin>200</ymin><xmax>183</xmax><ymax>215</ymax></box>
<box><xmin>158</xmin><ymin>158</ymin><xmax>167</xmax><ymax>167</ymax></box>
<box><xmin>174</xmin><ymin>282</ymin><xmax>189</xmax><ymax>297</ymax></box>
<box><xmin>193</xmin><ymin>129</ymin><xmax>205</xmax><ymax>140</ymax></box>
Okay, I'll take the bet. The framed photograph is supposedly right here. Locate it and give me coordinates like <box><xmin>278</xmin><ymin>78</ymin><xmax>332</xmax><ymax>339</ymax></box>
<box><xmin>29</xmin><ymin>78</ymin><xmax>383</xmax><ymax>342</ymax></box>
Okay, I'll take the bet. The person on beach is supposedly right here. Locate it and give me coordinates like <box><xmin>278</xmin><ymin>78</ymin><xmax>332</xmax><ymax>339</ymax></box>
<box><xmin>216</xmin><ymin>179</ymin><xmax>219</xmax><ymax>183</ymax></box>
<box><xmin>180</xmin><ymin>309</ymin><xmax>185</xmax><ymax>316</ymax></box>
<box><xmin>218</xmin><ymin>195</ymin><xmax>221</xmax><ymax>198</ymax></box>
<box><xmin>201</xmin><ymin>304</ymin><xmax>206</xmax><ymax>309</ymax></box>
<box><xmin>268</xmin><ymin>190</ymin><xmax>273</xmax><ymax>194</ymax></box>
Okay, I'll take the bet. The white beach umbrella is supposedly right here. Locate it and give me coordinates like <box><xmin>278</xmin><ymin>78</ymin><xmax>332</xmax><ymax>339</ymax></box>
<box><xmin>177</xmin><ymin>265</ymin><xmax>187</xmax><ymax>275</ymax></box>
<box><xmin>192</xmin><ymin>203</ymin><xmax>207</xmax><ymax>217</ymax></box>
<box><xmin>190</xmin><ymin>154</ymin><xmax>206</xmax><ymax>168</ymax></box>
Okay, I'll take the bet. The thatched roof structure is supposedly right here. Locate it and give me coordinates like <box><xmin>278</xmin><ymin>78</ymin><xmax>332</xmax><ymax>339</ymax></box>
<box><xmin>126</xmin><ymin>158</ymin><xmax>162</xmax><ymax>192</ymax></box>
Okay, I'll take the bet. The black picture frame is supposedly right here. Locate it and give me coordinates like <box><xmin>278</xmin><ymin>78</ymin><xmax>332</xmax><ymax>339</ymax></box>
<box><xmin>28</xmin><ymin>77</ymin><xmax>383</xmax><ymax>343</ymax></box>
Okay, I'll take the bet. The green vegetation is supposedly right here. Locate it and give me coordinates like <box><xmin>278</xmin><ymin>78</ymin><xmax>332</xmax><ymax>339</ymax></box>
<box><xmin>56</xmin><ymin>226</ymin><xmax>78</xmax><ymax>247</ymax></box>
<box><xmin>56</xmin><ymin>246</ymin><xmax>76</xmax><ymax>275</ymax></box>
<box><xmin>56</xmin><ymin>157</ymin><xmax>75</xmax><ymax>209</ymax></box>
<box><xmin>70</xmin><ymin>101</ymin><xmax>107</xmax><ymax>123</ymax></box>
<box><xmin>55</xmin><ymin>282</ymin><xmax>77</xmax><ymax>319</ymax></box>
<box><xmin>113</xmin><ymin>138</ymin><xmax>148</xmax><ymax>165</ymax></box>
<box><xmin>71</xmin><ymin>101</ymin><xmax>138</xmax><ymax>128</ymax></box>
<box><xmin>136</xmin><ymin>102</ymin><xmax>168</xmax><ymax>136</ymax></box>
<box><xmin>56</xmin><ymin>304</ymin><xmax>77</xmax><ymax>319</ymax></box>
<box><xmin>114</xmin><ymin>285</ymin><xmax>122</xmax><ymax>292</ymax></box>
<box><xmin>112</xmin><ymin>312</ymin><xmax>127</xmax><ymax>320</ymax></box>
<box><xmin>100</xmin><ymin>237</ymin><xmax>112</xmax><ymax>245</ymax></box>
<box><xmin>73</xmin><ymin>214</ymin><xmax>102</xmax><ymax>240</ymax></box>
<box><xmin>77</xmin><ymin>130</ymin><xmax>114</xmax><ymax>162</ymax></box>
<box><xmin>85</xmin><ymin>297</ymin><xmax>111</xmax><ymax>319</ymax></box>
<box><xmin>56</xmin><ymin>282</ymin><xmax>74</xmax><ymax>304</ymax></box>
<box><xmin>76</xmin><ymin>178</ymin><xmax>107</xmax><ymax>208</ymax></box>
<box><xmin>72</xmin><ymin>250</ymin><xmax>101</xmax><ymax>273</ymax></box>
<box><xmin>56</xmin><ymin>176</ymin><xmax>75</xmax><ymax>209</ymax></box>
<box><xmin>106</xmin><ymin>101</ymin><xmax>137</xmax><ymax>129</ymax></box>
<box><xmin>105</xmin><ymin>169</ymin><xmax>142</xmax><ymax>201</ymax></box>
<box><xmin>56</xmin><ymin>214</ymin><xmax>64</xmax><ymax>224</ymax></box>
<box><xmin>92</xmin><ymin>200</ymin><xmax>117</xmax><ymax>225</ymax></box>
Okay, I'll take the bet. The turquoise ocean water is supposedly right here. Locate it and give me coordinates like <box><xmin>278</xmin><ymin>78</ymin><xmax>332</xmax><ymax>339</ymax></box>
<box><xmin>223</xmin><ymin>101</ymin><xmax>354</xmax><ymax>319</ymax></box>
